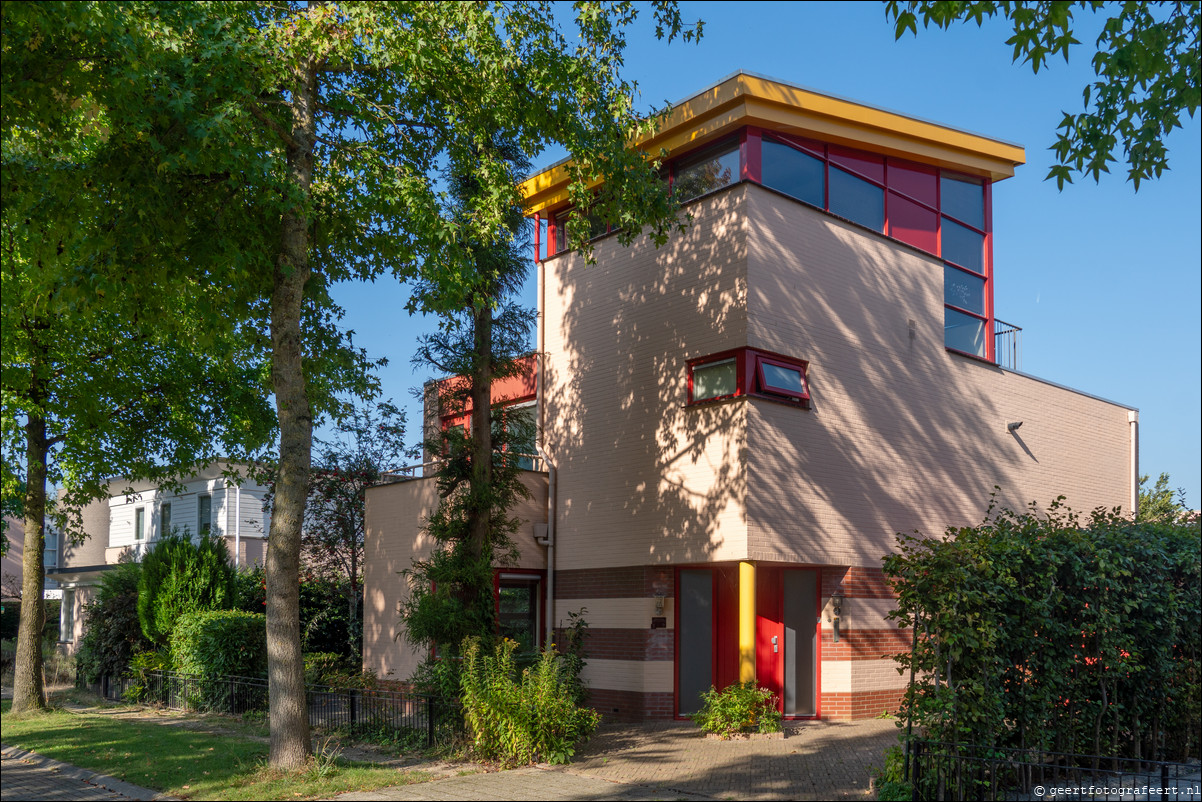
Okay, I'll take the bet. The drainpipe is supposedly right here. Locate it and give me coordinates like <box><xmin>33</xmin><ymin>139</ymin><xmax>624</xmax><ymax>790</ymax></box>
<box><xmin>234</xmin><ymin>482</ymin><xmax>242</xmax><ymax>568</ymax></box>
<box><xmin>1128</xmin><ymin>410</ymin><xmax>1139</xmax><ymax>519</ymax></box>
<box><xmin>534</xmin><ymin>226</ymin><xmax>557</xmax><ymax>647</ymax></box>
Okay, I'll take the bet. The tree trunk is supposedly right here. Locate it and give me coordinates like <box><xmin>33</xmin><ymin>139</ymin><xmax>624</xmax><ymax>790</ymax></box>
<box><xmin>468</xmin><ymin>301</ymin><xmax>493</xmax><ymax>562</ymax></box>
<box><xmin>12</xmin><ymin>400</ymin><xmax>49</xmax><ymax>713</ymax></box>
<box><xmin>266</xmin><ymin>59</ymin><xmax>317</xmax><ymax>770</ymax></box>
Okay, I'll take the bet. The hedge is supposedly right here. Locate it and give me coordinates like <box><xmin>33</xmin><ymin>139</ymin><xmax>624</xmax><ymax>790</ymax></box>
<box><xmin>170</xmin><ymin>609</ymin><xmax>267</xmax><ymax>678</ymax></box>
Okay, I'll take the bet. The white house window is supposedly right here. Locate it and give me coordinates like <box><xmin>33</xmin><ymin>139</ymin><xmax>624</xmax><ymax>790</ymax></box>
<box><xmin>160</xmin><ymin>502</ymin><xmax>172</xmax><ymax>538</ymax></box>
<box><xmin>43</xmin><ymin>530</ymin><xmax>57</xmax><ymax>570</ymax></box>
<box><xmin>198</xmin><ymin>494</ymin><xmax>212</xmax><ymax>536</ymax></box>
<box><xmin>59</xmin><ymin>589</ymin><xmax>75</xmax><ymax>642</ymax></box>
<box><xmin>135</xmin><ymin>507</ymin><xmax>146</xmax><ymax>541</ymax></box>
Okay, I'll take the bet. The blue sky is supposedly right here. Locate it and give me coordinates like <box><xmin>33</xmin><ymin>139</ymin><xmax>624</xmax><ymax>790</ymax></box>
<box><xmin>328</xmin><ymin>1</ymin><xmax>1201</xmax><ymax>508</ymax></box>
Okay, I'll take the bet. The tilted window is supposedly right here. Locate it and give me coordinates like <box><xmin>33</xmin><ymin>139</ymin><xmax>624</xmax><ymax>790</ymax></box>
<box><xmin>688</xmin><ymin>348</ymin><xmax>810</xmax><ymax>408</ymax></box>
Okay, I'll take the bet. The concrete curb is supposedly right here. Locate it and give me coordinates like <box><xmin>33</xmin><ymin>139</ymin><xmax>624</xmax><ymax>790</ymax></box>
<box><xmin>1</xmin><ymin>744</ymin><xmax>181</xmax><ymax>801</ymax></box>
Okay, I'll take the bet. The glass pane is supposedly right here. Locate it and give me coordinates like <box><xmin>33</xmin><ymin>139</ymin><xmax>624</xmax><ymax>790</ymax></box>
<box><xmin>198</xmin><ymin>495</ymin><xmax>212</xmax><ymax>535</ymax></box>
<box><xmin>678</xmin><ymin>570</ymin><xmax>713</xmax><ymax>715</ymax></box>
<box><xmin>829</xmin><ymin>167</ymin><xmax>884</xmax><ymax>231</ymax></box>
<box><xmin>761</xmin><ymin>363</ymin><xmax>805</xmax><ymax>395</ymax></box>
<box><xmin>889</xmin><ymin>192</ymin><xmax>938</xmax><ymax>254</ymax></box>
<box><xmin>888</xmin><ymin>161</ymin><xmax>937</xmax><ymax>207</ymax></box>
<box><xmin>135</xmin><ymin>508</ymin><xmax>144</xmax><ymax>540</ymax></box>
<box><xmin>693</xmin><ymin>358</ymin><xmax>737</xmax><ymax>401</ymax></box>
<box><xmin>762</xmin><ymin>140</ymin><xmax>824</xmax><ymax>206</ymax></box>
<box><xmin>161</xmin><ymin>503</ymin><xmax>172</xmax><ymax>537</ymax></box>
<box><xmin>505</xmin><ymin>405</ymin><xmax>537</xmax><ymax>470</ymax></box>
<box><xmin>945</xmin><ymin>307</ymin><xmax>986</xmax><ymax>357</ymax></box>
<box><xmin>945</xmin><ymin>266</ymin><xmax>985</xmax><ymax>315</ymax></box>
<box><xmin>829</xmin><ymin>146</ymin><xmax>885</xmax><ymax>184</ymax></box>
<box><xmin>942</xmin><ymin>217</ymin><xmax>985</xmax><ymax>273</ymax></box>
<box><xmin>499</xmin><ymin>581</ymin><xmax>539</xmax><ymax>653</ymax></box>
<box><xmin>940</xmin><ymin>174</ymin><xmax>984</xmax><ymax>229</ymax></box>
<box><xmin>674</xmin><ymin>144</ymin><xmax>739</xmax><ymax>202</ymax></box>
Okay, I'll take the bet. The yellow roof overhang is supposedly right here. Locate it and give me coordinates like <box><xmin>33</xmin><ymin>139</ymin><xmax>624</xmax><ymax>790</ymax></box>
<box><xmin>520</xmin><ymin>72</ymin><xmax>1026</xmax><ymax>215</ymax></box>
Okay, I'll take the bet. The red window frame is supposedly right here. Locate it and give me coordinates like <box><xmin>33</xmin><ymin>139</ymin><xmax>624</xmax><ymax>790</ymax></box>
<box><xmin>687</xmin><ymin>347</ymin><xmax>810</xmax><ymax>408</ymax></box>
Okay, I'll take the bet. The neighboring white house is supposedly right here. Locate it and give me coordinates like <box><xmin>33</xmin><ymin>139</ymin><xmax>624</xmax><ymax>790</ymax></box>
<box><xmin>50</xmin><ymin>462</ymin><xmax>270</xmax><ymax>651</ymax></box>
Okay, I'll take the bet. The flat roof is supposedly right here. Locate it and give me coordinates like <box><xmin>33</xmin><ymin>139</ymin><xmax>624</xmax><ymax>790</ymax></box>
<box><xmin>521</xmin><ymin>70</ymin><xmax>1026</xmax><ymax>214</ymax></box>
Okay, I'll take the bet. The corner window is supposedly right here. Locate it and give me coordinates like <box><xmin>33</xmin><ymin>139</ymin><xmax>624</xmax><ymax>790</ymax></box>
<box><xmin>691</xmin><ymin>357</ymin><xmax>738</xmax><ymax>403</ymax></box>
<box><xmin>673</xmin><ymin>141</ymin><xmax>739</xmax><ymax>203</ymax></box>
<box><xmin>198</xmin><ymin>494</ymin><xmax>212</xmax><ymax>536</ymax></box>
<box><xmin>755</xmin><ymin>356</ymin><xmax>809</xmax><ymax>403</ymax></box>
<box><xmin>688</xmin><ymin>348</ymin><xmax>810</xmax><ymax>407</ymax></box>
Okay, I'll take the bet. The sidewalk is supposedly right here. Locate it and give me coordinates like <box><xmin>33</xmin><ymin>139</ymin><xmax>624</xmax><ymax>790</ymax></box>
<box><xmin>1</xmin><ymin>745</ymin><xmax>175</xmax><ymax>802</ymax></box>
<box><xmin>334</xmin><ymin>718</ymin><xmax>898</xmax><ymax>801</ymax></box>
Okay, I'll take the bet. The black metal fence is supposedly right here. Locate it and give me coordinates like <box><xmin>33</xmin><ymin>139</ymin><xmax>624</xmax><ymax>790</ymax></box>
<box><xmin>96</xmin><ymin>670</ymin><xmax>460</xmax><ymax>747</ymax></box>
<box><xmin>908</xmin><ymin>740</ymin><xmax>1202</xmax><ymax>801</ymax></box>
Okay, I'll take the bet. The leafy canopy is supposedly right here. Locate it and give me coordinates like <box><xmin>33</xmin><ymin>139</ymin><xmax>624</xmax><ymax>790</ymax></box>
<box><xmin>886</xmin><ymin>1</ymin><xmax>1201</xmax><ymax>189</ymax></box>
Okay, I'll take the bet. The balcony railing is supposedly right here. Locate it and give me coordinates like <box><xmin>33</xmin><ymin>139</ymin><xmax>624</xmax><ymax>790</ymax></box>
<box><xmin>381</xmin><ymin>452</ymin><xmax>545</xmax><ymax>483</ymax></box>
<box><xmin>993</xmin><ymin>319</ymin><xmax>1022</xmax><ymax>371</ymax></box>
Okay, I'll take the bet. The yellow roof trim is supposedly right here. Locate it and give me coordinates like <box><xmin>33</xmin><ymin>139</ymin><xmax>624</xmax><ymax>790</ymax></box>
<box><xmin>521</xmin><ymin>72</ymin><xmax>1025</xmax><ymax>214</ymax></box>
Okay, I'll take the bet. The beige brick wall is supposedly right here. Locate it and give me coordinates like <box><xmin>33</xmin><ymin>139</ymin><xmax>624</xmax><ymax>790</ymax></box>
<box><xmin>544</xmin><ymin>187</ymin><xmax>751</xmax><ymax>570</ymax></box>
<box><xmin>743</xmin><ymin>186</ymin><xmax>1133</xmax><ymax>568</ymax></box>
<box><xmin>362</xmin><ymin>472</ymin><xmax>548</xmax><ymax>680</ymax></box>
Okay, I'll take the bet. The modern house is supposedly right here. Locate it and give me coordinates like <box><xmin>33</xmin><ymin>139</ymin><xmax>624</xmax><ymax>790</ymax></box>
<box><xmin>50</xmin><ymin>462</ymin><xmax>270</xmax><ymax>650</ymax></box>
<box><xmin>1</xmin><ymin>518</ymin><xmax>61</xmax><ymax>601</ymax></box>
<box><xmin>362</xmin><ymin>72</ymin><xmax>1138</xmax><ymax>721</ymax></box>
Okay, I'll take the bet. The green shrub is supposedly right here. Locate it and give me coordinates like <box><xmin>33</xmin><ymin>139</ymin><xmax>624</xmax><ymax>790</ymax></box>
<box><xmin>123</xmin><ymin>649</ymin><xmax>172</xmax><ymax>702</ymax></box>
<box><xmin>304</xmin><ymin>651</ymin><xmax>350</xmax><ymax>685</ymax></box>
<box><xmin>460</xmin><ymin>636</ymin><xmax>600</xmax><ymax>765</ymax></box>
<box><xmin>138</xmin><ymin>533</ymin><xmax>236</xmax><ymax>646</ymax></box>
<box><xmin>170</xmin><ymin>610</ymin><xmax>266</xmax><ymax>678</ymax></box>
<box><xmin>75</xmin><ymin>562</ymin><xmax>150</xmax><ymax>683</ymax></box>
<box><xmin>0</xmin><ymin>599</ymin><xmax>62</xmax><ymax>644</ymax></box>
<box><xmin>886</xmin><ymin>499</ymin><xmax>1201</xmax><ymax>760</ymax></box>
<box><xmin>691</xmin><ymin>681</ymin><xmax>782</xmax><ymax>739</ymax></box>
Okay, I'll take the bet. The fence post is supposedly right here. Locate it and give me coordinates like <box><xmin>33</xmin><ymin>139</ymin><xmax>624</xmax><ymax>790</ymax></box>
<box><xmin>426</xmin><ymin>695</ymin><xmax>435</xmax><ymax>748</ymax></box>
<box><xmin>911</xmin><ymin>740</ymin><xmax>922</xmax><ymax>802</ymax></box>
<box><xmin>350</xmin><ymin>690</ymin><xmax>358</xmax><ymax>728</ymax></box>
<box><xmin>1160</xmin><ymin>764</ymin><xmax>1168</xmax><ymax>802</ymax></box>
<box><xmin>230</xmin><ymin>677</ymin><xmax>237</xmax><ymax>716</ymax></box>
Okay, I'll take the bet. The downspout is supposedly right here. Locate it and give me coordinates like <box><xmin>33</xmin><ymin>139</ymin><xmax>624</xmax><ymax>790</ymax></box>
<box><xmin>234</xmin><ymin>480</ymin><xmax>242</xmax><ymax>568</ymax></box>
<box><xmin>1128</xmin><ymin>410</ymin><xmax>1139</xmax><ymax>519</ymax></box>
<box><xmin>534</xmin><ymin>223</ymin><xmax>557</xmax><ymax>647</ymax></box>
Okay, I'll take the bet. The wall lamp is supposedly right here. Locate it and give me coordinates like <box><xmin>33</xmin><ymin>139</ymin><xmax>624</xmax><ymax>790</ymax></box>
<box><xmin>829</xmin><ymin>591</ymin><xmax>844</xmax><ymax>643</ymax></box>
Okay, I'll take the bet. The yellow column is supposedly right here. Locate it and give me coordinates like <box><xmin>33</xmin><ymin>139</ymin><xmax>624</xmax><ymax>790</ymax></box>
<box><xmin>738</xmin><ymin>561</ymin><xmax>756</xmax><ymax>683</ymax></box>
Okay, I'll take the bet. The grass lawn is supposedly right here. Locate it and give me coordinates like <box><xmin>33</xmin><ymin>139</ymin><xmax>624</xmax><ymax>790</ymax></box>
<box><xmin>1</xmin><ymin>701</ymin><xmax>433</xmax><ymax>800</ymax></box>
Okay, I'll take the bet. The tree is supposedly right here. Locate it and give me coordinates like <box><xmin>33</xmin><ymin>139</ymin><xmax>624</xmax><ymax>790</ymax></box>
<box><xmin>1</xmin><ymin>2</ymin><xmax>283</xmax><ymax>712</ymax></box>
<box><xmin>7</xmin><ymin>0</ymin><xmax>699</xmax><ymax>763</ymax></box>
<box><xmin>401</xmin><ymin>136</ymin><xmax>536</xmax><ymax>658</ymax></box>
<box><xmin>1138</xmin><ymin>472</ymin><xmax>1193</xmax><ymax>524</ymax></box>
<box><xmin>886</xmin><ymin>1</ymin><xmax>1201</xmax><ymax>188</ymax></box>
<box><xmin>301</xmin><ymin>400</ymin><xmax>409</xmax><ymax>657</ymax></box>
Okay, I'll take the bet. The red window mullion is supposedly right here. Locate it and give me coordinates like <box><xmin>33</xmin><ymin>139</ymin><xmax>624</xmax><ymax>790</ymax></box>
<box><xmin>742</xmin><ymin>126</ymin><xmax>762</xmax><ymax>184</ymax></box>
<box><xmin>983</xmin><ymin>179</ymin><xmax>995</xmax><ymax>363</ymax></box>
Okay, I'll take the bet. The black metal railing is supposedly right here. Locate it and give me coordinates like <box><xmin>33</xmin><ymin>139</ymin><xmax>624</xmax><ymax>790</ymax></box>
<box><xmin>993</xmin><ymin>319</ymin><xmax>1022</xmax><ymax>372</ymax></box>
<box><xmin>908</xmin><ymin>739</ymin><xmax>1202</xmax><ymax>801</ymax></box>
<box><xmin>96</xmin><ymin>670</ymin><xmax>460</xmax><ymax>747</ymax></box>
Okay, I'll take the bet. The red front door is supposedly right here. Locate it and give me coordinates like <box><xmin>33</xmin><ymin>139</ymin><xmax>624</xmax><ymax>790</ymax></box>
<box><xmin>756</xmin><ymin>567</ymin><xmax>820</xmax><ymax>717</ymax></box>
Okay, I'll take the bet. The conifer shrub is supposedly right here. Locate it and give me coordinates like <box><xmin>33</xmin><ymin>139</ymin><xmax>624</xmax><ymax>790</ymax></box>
<box><xmin>75</xmin><ymin>561</ymin><xmax>151</xmax><ymax>683</ymax></box>
<box><xmin>137</xmin><ymin>533</ymin><xmax>236</xmax><ymax>645</ymax></box>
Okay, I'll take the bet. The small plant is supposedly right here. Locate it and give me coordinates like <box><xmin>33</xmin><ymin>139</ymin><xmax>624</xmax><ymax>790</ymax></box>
<box><xmin>123</xmin><ymin>649</ymin><xmax>171</xmax><ymax>703</ymax></box>
<box><xmin>306</xmin><ymin>736</ymin><xmax>343</xmax><ymax>780</ymax></box>
<box><xmin>872</xmin><ymin>743</ymin><xmax>912</xmax><ymax>801</ymax></box>
<box><xmin>691</xmin><ymin>682</ymin><xmax>782</xmax><ymax>739</ymax></box>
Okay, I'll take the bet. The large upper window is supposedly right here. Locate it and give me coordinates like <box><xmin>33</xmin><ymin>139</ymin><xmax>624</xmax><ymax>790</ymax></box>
<box><xmin>756</xmin><ymin>131</ymin><xmax>993</xmax><ymax>360</ymax></box>
<box><xmin>688</xmin><ymin>348</ymin><xmax>810</xmax><ymax>407</ymax></box>
<box><xmin>673</xmin><ymin>141</ymin><xmax>739</xmax><ymax>203</ymax></box>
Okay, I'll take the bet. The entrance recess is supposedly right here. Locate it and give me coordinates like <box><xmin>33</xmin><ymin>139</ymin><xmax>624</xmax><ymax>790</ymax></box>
<box><xmin>757</xmin><ymin>567</ymin><xmax>819</xmax><ymax>716</ymax></box>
